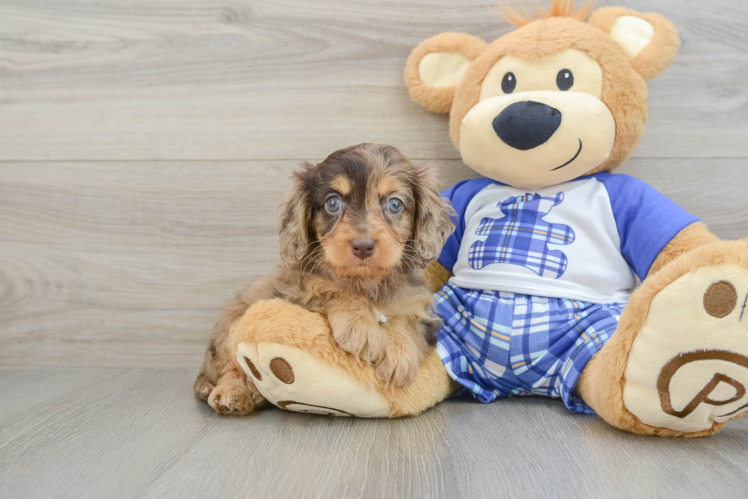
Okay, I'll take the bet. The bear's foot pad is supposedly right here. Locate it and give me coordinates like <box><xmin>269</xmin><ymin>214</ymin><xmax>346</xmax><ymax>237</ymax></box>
<box><xmin>236</xmin><ymin>342</ymin><xmax>391</xmax><ymax>418</ymax></box>
<box><xmin>625</xmin><ymin>264</ymin><xmax>748</xmax><ymax>433</ymax></box>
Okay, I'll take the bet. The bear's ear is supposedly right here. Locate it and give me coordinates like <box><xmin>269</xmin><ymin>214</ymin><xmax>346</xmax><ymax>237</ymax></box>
<box><xmin>588</xmin><ymin>7</ymin><xmax>680</xmax><ymax>80</ymax></box>
<box><xmin>404</xmin><ymin>33</ymin><xmax>487</xmax><ymax>113</ymax></box>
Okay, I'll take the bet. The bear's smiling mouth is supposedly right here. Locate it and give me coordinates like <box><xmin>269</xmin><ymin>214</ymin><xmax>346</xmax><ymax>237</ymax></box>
<box><xmin>550</xmin><ymin>139</ymin><xmax>583</xmax><ymax>171</ymax></box>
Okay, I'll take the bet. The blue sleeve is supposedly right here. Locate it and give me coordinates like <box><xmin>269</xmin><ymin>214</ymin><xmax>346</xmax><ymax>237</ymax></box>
<box><xmin>438</xmin><ymin>178</ymin><xmax>497</xmax><ymax>272</ymax></box>
<box><xmin>599</xmin><ymin>174</ymin><xmax>700</xmax><ymax>280</ymax></box>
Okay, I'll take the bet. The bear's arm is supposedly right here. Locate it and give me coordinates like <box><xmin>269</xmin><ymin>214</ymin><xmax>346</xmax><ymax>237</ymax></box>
<box><xmin>425</xmin><ymin>261</ymin><xmax>453</xmax><ymax>293</ymax></box>
<box><xmin>647</xmin><ymin>222</ymin><xmax>720</xmax><ymax>278</ymax></box>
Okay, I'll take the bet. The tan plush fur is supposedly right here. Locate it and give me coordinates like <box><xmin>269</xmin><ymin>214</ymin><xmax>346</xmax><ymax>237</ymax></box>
<box><xmin>404</xmin><ymin>33</ymin><xmax>487</xmax><ymax>113</ymax></box>
<box><xmin>228</xmin><ymin>299</ymin><xmax>457</xmax><ymax>418</ymax></box>
<box><xmin>195</xmin><ymin>143</ymin><xmax>454</xmax><ymax>414</ymax></box>
<box><xmin>647</xmin><ymin>223</ymin><xmax>720</xmax><ymax>278</ymax></box>
<box><xmin>405</xmin><ymin>5</ymin><xmax>680</xmax><ymax>175</ymax></box>
<box><xmin>424</xmin><ymin>261</ymin><xmax>453</xmax><ymax>294</ymax></box>
<box><xmin>578</xmin><ymin>238</ymin><xmax>748</xmax><ymax>436</ymax></box>
<box><xmin>447</xmin><ymin>17</ymin><xmax>649</xmax><ymax>174</ymax></box>
<box><xmin>588</xmin><ymin>7</ymin><xmax>680</xmax><ymax>81</ymax></box>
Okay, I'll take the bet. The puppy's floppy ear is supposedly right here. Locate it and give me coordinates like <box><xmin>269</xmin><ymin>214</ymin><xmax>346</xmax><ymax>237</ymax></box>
<box><xmin>411</xmin><ymin>163</ymin><xmax>455</xmax><ymax>267</ymax></box>
<box><xmin>278</xmin><ymin>163</ymin><xmax>314</xmax><ymax>267</ymax></box>
<box><xmin>589</xmin><ymin>7</ymin><xmax>680</xmax><ymax>80</ymax></box>
<box><xmin>405</xmin><ymin>33</ymin><xmax>487</xmax><ymax>114</ymax></box>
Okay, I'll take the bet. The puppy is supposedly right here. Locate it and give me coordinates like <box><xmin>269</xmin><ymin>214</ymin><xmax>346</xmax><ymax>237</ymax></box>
<box><xmin>194</xmin><ymin>143</ymin><xmax>454</xmax><ymax>415</ymax></box>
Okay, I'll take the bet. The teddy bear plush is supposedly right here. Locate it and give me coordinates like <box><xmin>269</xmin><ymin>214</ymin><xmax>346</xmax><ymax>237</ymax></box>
<box><xmin>228</xmin><ymin>0</ymin><xmax>748</xmax><ymax>437</ymax></box>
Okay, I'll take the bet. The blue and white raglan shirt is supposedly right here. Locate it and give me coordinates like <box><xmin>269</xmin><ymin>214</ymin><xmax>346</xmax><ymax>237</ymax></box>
<box><xmin>438</xmin><ymin>173</ymin><xmax>700</xmax><ymax>303</ymax></box>
<box><xmin>432</xmin><ymin>173</ymin><xmax>700</xmax><ymax>412</ymax></box>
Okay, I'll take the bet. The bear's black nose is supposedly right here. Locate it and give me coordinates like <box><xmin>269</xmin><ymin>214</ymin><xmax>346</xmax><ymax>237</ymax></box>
<box><xmin>492</xmin><ymin>101</ymin><xmax>562</xmax><ymax>150</ymax></box>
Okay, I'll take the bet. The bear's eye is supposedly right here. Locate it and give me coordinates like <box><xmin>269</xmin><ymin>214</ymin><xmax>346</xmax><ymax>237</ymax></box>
<box><xmin>502</xmin><ymin>72</ymin><xmax>516</xmax><ymax>94</ymax></box>
<box><xmin>556</xmin><ymin>69</ymin><xmax>574</xmax><ymax>91</ymax></box>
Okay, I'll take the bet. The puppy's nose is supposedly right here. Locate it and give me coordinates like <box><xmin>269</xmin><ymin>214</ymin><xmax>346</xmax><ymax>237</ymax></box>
<box><xmin>492</xmin><ymin>101</ymin><xmax>562</xmax><ymax>150</ymax></box>
<box><xmin>350</xmin><ymin>238</ymin><xmax>376</xmax><ymax>260</ymax></box>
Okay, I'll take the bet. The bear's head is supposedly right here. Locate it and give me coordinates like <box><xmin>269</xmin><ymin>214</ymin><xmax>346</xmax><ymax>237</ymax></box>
<box><xmin>404</xmin><ymin>0</ymin><xmax>679</xmax><ymax>190</ymax></box>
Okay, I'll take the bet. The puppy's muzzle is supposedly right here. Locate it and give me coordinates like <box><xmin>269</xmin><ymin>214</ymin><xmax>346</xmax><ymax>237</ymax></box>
<box><xmin>492</xmin><ymin>101</ymin><xmax>562</xmax><ymax>150</ymax></box>
<box><xmin>350</xmin><ymin>238</ymin><xmax>376</xmax><ymax>260</ymax></box>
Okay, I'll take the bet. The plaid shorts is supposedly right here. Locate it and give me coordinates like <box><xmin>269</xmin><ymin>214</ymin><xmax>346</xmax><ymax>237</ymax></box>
<box><xmin>434</xmin><ymin>282</ymin><xmax>624</xmax><ymax>414</ymax></box>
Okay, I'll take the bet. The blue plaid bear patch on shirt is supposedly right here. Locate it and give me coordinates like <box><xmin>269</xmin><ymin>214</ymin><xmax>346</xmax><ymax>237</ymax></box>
<box><xmin>468</xmin><ymin>192</ymin><xmax>575</xmax><ymax>279</ymax></box>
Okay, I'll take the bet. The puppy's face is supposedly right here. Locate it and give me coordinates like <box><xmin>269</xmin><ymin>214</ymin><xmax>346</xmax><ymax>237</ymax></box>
<box><xmin>278</xmin><ymin>144</ymin><xmax>454</xmax><ymax>278</ymax></box>
<box><xmin>313</xmin><ymin>160</ymin><xmax>414</xmax><ymax>276</ymax></box>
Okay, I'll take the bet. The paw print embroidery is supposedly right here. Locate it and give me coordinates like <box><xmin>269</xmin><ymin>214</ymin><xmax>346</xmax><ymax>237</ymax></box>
<box><xmin>235</xmin><ymin>341</ymin><xmax>391</xmax><ymax>418</ymax></box>
<box><xmin>468</xmin><ymin>193</ymin><xmax>575</xmax><ymax>279</ymax></box>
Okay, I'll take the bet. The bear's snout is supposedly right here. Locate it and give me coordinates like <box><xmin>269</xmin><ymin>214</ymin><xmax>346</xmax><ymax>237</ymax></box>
<box><xmin>492</xmin><ymin>101</ymin><xmax>561</xmax><ymax>151</ymax></box>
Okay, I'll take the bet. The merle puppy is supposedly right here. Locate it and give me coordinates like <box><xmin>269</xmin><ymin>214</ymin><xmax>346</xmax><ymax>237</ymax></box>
<box><xmin>195</xmin><ymin>143</ymin><xmax>454</xmax><ymax>415</ymax></box>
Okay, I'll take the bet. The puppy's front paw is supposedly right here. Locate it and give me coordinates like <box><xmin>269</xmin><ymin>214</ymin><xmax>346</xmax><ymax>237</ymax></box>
<box><xmin>208</xmin><ymin>379</ymin><xmax>255</xmax><ymax>416</ymax></box>
<box><xmin>330</xmin><ymin>318</ymin><xmax>386</xmax><ymax>366</ymax></box>
<box><xmin>375</xmin><ymin>342</ymin><xmax>420</xmax><ymax>388</ymax></box>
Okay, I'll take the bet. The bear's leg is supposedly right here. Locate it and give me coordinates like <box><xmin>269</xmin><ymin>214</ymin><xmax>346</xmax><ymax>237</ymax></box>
<box><xmin>229</xmin><ymin>299</ymin><xmax>456</xmax><ymax>417</ymax></box>
<box><xmin>578</xmin><ymin>240</ymin><xmax>748</xmax><ymax>436</ymax></box>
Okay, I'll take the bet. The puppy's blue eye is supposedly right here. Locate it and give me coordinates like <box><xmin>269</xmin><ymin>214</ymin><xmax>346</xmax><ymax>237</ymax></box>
<box><xmin>387</xmin><ymin>198</ymin><xmax>403</xmax><ymax>214</ymax></box>
<box><xmin>326</xmin><ymin>195</ymin><xmax>342</xmax><ymax>214</ymax></box>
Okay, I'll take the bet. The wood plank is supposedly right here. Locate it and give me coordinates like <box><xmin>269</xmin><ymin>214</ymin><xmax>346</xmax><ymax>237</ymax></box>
<box><xmin>0</xmin><ymin>159</ymin><xmax>746</xmax><ymax>368</ymax></box>
<box><xmin>1</xmin><ymin>0</ymin><xmax>747</xmax><ymax>161</ymax></box>
<box><xmin>0</xmin><ymin>161</ymin><xmax>291</xmax><ymax>368</ymax></box>
<box><xmin>0</xmin><ymin>368</ymin><xmax>218</xmax><ymax>497</ymax></box>
<box><xmin>1</xmin><ymin>368</ymin><xmax>747</xmax><ymax>498</ymax></box>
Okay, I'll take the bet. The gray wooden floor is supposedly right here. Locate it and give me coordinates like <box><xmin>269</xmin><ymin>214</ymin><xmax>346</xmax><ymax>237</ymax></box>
<box><xmin>2</xmin><ymin>368</ymin><xmax>748</xmax><ymax>498</ymax></box>
<box><xmin>1</xmin><ymin>0</ymin><xmax>748</xmax><ymax>497</ymax></box>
